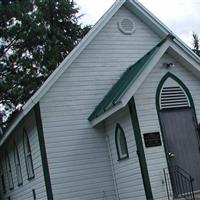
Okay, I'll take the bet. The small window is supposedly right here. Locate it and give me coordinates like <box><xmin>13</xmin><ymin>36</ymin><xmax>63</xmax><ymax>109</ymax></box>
<box><xmin>115</xmin><ymin>124</ymin><xmax>129</xmax><ymax>160</ymax></box>
<box><xmin>5</xmin><ymin>152</ymin><xmax>14</xmax><ymax>190</ymax></box>
<box><xmin>14</xmin><ymin>142</ymin><xmax>23</xmax><ymax>186</ymax></box>
<box><xmin>23</xmin><ymin>129</ymin><xmax>34</xmax><ymax>179</ymax></box>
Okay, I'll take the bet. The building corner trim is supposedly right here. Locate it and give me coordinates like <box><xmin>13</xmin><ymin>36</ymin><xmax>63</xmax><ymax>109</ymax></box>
<box><xmin>128</xmin><ymin>97</ymin><xmax>153</xmax><ymax>200</ymax></box>
<box><xmin>34</xmin><ymin>103</ymin><xmax>53</xmax><ymax>200</ymax></box>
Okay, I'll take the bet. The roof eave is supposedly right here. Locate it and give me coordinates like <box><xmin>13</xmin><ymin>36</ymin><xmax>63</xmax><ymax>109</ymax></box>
<box><xmin>124</xmin><ymin>0</ymin><xmax>168</xmax><ymax>38</ymax></box>
<box><xmin>0</xmin><ymin>0</ymin><xmax>127</xmax><ymax>146</ymax></box>
<box><xmin>126</xmin><ymin>0</ymin><xmax>200</xmax><ymax>64</ymax></box>
<box><xmin>0</xmin><ymin>102</ymin><xmax>34</xmax><ymax>146</ymax></box>
<box><xmin>90</xmin><ymin>40</ymin><xmax>200</xmax><ymax>126</ymax></box>
<box><xmin>90</xmin><ymin>102</ymin><xmax>125</xmax><ymax>127</ymax></box>
<box><xmin>90</xmin><ymin>41</ymin><xmax>170</xmax><ymax>126</ymax></box>
<box><xmin>2</xmin><ymin>0</ymin><xmax>200</xmax><ymax>143</ymax></box>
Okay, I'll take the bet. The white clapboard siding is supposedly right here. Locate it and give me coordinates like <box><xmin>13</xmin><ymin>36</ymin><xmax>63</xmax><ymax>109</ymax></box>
<box><xmin>104</xmin><ymin>106</ymin><xmax>146</xmax><ymax>200</ymax></box>
<box><xmin>0</xmin><ymin>110</ymin><xmax>47</xmax><ymax>200</ymax></box>
<box><xmin>134</xmin><ymin>53</ymin><xmax>200</xmax><ymax>200</ymax></box>
<box><xmin>40</xmin><ymin>5</ymin><xmax>160</xmax><ymax>200</ymax></box>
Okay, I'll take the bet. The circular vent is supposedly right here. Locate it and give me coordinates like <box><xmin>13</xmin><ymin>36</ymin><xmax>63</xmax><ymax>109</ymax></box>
<box><xmin>118</xmin><ymin>18</ymin><xmax>136</xmax><ymax>35</ymax></box>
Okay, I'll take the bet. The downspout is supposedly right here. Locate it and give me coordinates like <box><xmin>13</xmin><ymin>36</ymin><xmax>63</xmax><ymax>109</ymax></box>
<box><xmin>105</xmin><ymin>135</ymin><xmax>120</xmax><ymax>200</ymax></box>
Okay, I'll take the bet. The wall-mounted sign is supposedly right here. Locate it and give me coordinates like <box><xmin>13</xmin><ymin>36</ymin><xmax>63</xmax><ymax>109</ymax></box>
<box><xmin>143</xmin><ymin>132</ymin><xmax>162</xmax><ymax>148</ymax></box>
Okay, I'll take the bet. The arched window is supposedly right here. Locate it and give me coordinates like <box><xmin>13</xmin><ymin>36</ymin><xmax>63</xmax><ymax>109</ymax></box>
<box><xmin>14</xmin><ymin>142</ymin><xmax>23</xmax><ymax>185</ymax></box>
<box><xmin>159</xmin><ymin>78</ymin><xmax>190</xmax><ymax>110</ymax></box>
<box><xmin>156</xmin><ymin>73</ymin><xmax>192</xmax><ymax>111</ymax></box>
<box><xmin>23</xmin><ymin>129</ymin><xmax>34</xmax><ymax>179</ymax></box>
<box><xmin>115</xmin><ymin>124</ymin><xmax>129</xmax><ymax>160</ymax></box>
<box><xmin>5</xmin><ymin>151</ymin><xmax>14</xmax><ymax>190</ymax></box>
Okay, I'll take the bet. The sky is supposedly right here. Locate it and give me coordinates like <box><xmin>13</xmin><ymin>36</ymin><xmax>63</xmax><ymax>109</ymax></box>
<box><xmin>76</xmin><ymin>0</ymin><xmax>200</xmax><ymax>47</ymax></box>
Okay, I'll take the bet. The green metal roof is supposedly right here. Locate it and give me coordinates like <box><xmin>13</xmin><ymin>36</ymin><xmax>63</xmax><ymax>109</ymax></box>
<box><xmin>88</xmin><ymin>38</ymin><xmax>167</xmax><ymax>122</ymax></box>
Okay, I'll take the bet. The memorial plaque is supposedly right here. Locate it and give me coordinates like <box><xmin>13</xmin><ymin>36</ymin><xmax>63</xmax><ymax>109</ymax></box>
<box><xmin>143</xmin><ymin>132</ymin><xmax>162</xmax><ymax>148</ymax></box>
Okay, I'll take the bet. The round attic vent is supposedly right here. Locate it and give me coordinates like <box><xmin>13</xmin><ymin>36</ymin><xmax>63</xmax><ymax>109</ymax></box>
<box><xmin>118</xmin><ymin>18</ymin><xmax>136</xmax><ymax>35</ymax></box>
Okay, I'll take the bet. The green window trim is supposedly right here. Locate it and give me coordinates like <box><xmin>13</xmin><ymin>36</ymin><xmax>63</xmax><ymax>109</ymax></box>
<box><xmin>13</xmin><ymin>142</ymin><xmax>23</xmax><ymax>186</ymax></box>
<box><xmin>23</xmin><ymin>128</ymin><xmax>35</xmax><ymax>180</ymax></box>
<box><xmin>115</xmin><ymin>123</ymin><xmax>129</xmax><ymax>161</ymax></box>
<box><xmin>156</xmin><ymin>72</ymin><xmax>195</xmax><ymax>112</ymax></box>
<box><xmin>5</xmin><ymin>151</ymin><xmax>14</xmax><ymax>190</ymax></box>
<box><xmin>155</xmin><ymin>72</ymin><xmax>199</xmax><ymax>169</ymax></box>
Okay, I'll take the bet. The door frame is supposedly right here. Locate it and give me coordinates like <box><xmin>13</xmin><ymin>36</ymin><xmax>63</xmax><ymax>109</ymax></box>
<box><xmin>155</xmin><ymin>72</ymin><xmax>200</xmax><ymax>194</ymax></box>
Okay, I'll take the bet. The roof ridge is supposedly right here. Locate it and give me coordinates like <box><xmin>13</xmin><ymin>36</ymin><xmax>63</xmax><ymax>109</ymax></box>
<box><xmin>1</xmin><ymin>0</ymin><xmax>127</xmax><ymax>146</ymax></box>
<box><xmin>2</xmin><ymin>0</ymin><xmax>199</xmax><ymax>144</ymax></box>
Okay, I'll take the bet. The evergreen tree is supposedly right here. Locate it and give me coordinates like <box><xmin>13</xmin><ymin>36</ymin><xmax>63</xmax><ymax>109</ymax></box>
<box><xmin>0</xmin><ymin>0</ymin><xmax>91</xmax><ymax>124</ymax></box>
<box><xmin>192</xmin><ymin>32</ymin><xmax>200</xmax><ymax>56</ymax></box>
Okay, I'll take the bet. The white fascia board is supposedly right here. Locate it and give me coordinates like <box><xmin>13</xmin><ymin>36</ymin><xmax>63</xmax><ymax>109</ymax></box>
<box><xmin>23</xmin><ymin>0</ymin><xmax>126</xmax><ymax>110</ymax></box>
<box><xmin>168</xmin><ymin>41</ymin><xmax>200</xmax><ymax>77</ymax></box>
<box><xmin>1</xmin><ymin>0</ymin><xmax>126</xmax><ymax>146</ymax></box>
<box><xmin>125</xmin><ymin>0</ymin><xmax>168</xmax><ymax>38</ymax></box>
<box><xmin>122</xmin><ymin>40</ymin><xmax>200</xmax><ymax>107</ymax></box>
<box><xmin>128</xmin><ymin>0</ymin><xmax>200</xmax><ymax>65</ymax></box>
<box><xmin>91</xmin><ymin>102</ymin><xmax>124</xmax><ymax>127</ymax></box>
<box><xmin>0</xmin><ymin>107</ymin><xmax>31</xmax><ymax>146</ymax></box>
<box><xmin>173</xmin><ymin>38</ymin><xmax>200</xmax><ymax>65</ymax></box>
<box><xmin>121</xmin><ymin>41</ymin><xmax>170</xmax><ymax>105</ymax></box>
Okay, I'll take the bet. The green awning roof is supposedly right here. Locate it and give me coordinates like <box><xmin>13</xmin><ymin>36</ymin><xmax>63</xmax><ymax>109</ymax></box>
<box><xmin>88</xmin><ymin>38</ymin><xmax>167</xmax><ymax>122</ymax></box>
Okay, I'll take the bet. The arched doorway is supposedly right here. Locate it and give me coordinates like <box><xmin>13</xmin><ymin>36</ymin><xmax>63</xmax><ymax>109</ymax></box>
<box><xmin>156</xmin><ymin>73</ymin><xmax>200</xmax><ymax>197</ymax></box>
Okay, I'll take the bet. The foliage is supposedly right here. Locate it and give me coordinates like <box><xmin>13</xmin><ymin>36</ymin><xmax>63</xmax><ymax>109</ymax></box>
<box><xmin>0</xmin><ymin>0</ymin><xmax>91</xmax><ymax>124</ymax></box>
<box><xmin>192</xmin><ymin>32</ymin><xmax>200</xmax><ymax>57</ymax></box>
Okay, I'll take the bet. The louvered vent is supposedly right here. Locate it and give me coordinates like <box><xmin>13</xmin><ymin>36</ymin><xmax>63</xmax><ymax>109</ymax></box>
<box><xmin>160</xmin><ymin>86</ymin><xmax>190</xmax><ymax>109</ymax></box>
<box><xmin>118</xmin><ymin>18</ymin><xmax>136</xmax><ymax>35</ymax></box>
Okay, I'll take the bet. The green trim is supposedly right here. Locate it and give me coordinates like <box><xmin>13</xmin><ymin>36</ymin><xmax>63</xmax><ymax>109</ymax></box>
<box><xmin>34</xmin><ymin>103</ymin><xmax>53</xmax><ymax>200</ymax></box>
<box><xmin>156</xmin><ymin>72</ymin><xmax>196</xmax><ymax>112</ymax></box>
<box><xmin>115</xmin><ymin>123</ymin><xmax>129</xmax><ymax>161</ymax></box>
<box><xmin>88</xmin><ymin>37</ymin><xmax>170</xmax><ymax>122</ymax></box>
<box><xmin>155</xmin><ymin>72</ymin><xmax>200</xmax><ymax>187</ymax></box>
<box><xmin>13</xmin><ymin>142</ymin><xmax>23</xmax><ymax>186</ymax></box>
<box><xmin>128</xmin><ymin>97</ymin><xmax>153</xmax><ymax>200</ymax></box>
<box><xmin>156</xmin><ymin>72</ymin><xmax>199</xmax><ymax>141</ymax></box>
<box><xmin>23</xmin><ymin>128</ymin><xmax>35</xmax><ymax>180</ymax></box>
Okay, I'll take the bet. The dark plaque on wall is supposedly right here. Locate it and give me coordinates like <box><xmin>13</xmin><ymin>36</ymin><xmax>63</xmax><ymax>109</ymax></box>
<box><xmin>143</xmin><ymin>132</ymin><xmax>162</xmax><ymax>148</ymax></box>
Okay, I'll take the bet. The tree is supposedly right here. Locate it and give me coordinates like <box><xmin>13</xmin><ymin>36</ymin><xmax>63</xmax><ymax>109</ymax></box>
<box><xmin>192</xmin><ymin>32</ymin><xmax>200</xmax><ymax>57</ymax></box>
<box><xmin>0</xmin><ymin>0</ymin><xmax>91</xmax><ymax>125</ymax></box>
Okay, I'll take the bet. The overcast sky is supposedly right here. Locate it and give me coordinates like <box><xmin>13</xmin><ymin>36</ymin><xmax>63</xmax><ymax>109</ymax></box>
<box><xmin>76</xmin><ymin>0</ymin><xmax>200</xmax><ymax>47</ymax></box>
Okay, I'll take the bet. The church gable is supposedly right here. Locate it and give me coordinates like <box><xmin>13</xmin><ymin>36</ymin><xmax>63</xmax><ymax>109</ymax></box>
<box><xmin>38</xmin><ymin>4</ymin><xmax>162</xmax><ymax>199</ymax></box>
<box><xmin>2</xmin><ymin>1</ymin><xmax>200</xmax><ymax>200</ymax></box>
<box><xmin>40</xmin><ymin>4</ymin><xmax>162</xmax><ymax>124</ymax></box>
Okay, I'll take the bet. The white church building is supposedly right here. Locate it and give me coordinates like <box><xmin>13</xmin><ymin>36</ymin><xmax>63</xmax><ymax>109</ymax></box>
<box><xmin>1</xmin><ymin>0</ymin><xmax>200</xmax><ymax>199</ymax></box>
